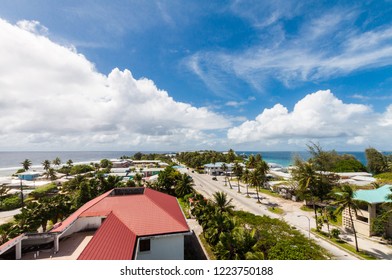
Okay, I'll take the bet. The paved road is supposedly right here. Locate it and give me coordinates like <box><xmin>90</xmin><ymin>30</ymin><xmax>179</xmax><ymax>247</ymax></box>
<box><xmin>184</xmin><ymin>168</ymin><xmax>392</xmax><ymax>260</ymax></box>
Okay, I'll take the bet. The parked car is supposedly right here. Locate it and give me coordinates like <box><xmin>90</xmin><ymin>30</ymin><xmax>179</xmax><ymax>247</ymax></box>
<box><xmin>212</xmin><ymin>177</ymin><xmax>217</xmax><ymax>181</ymax></box>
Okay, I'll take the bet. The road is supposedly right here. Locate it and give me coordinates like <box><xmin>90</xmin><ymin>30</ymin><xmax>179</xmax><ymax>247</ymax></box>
<box><xmin>184</xmin><ymin>168</ymin><xmax>392</xmax><ymax>260</ymax></box>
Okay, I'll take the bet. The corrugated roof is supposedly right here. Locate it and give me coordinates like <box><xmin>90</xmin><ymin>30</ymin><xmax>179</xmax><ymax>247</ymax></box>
<box><xmin>81</xmin><ymin>189</ymin><xmax>189</xmax><ymax>236</ymax></box>
<box><xmin>77</xmin><ymin>213</ymin><xmax>136</xmax><ymax>260</ymax></box>
<box><xmin>354</xmin><ymin>185</ymin><xmax>392</xmax><ymax>204</ymax></box>
<box><xmin>72</xmin><ymin>187</ymin><xmax>188</xmax><ymax>260</ymax></box>
<box><xmin>51</xmin><ymin>189</ymin><xmax>113</xmax><ymax>233</ymax></box>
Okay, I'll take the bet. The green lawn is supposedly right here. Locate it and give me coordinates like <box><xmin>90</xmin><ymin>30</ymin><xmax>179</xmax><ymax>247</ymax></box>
<box><xmin>300</xmin><ymin>205</ymin><xmax>314</xmax><ymax>212</ymax></box>
<box><xmin>198</xmin><ymin>234</ymin><xmax>216</xmax><ymax>260</ymax></box>
<box><xmin>258</xmin><ymin>188</ymin><xmax>281</xmax><ymax>198</ymax></box>
<box><xmin>268</xmin><ymin>206</ymin><xmax>284</xmax><ymax>215</ymax></box>
<box><xmin>312</xmin><ymin>229</ymin><xmax>377</xmax><ymax>260</ymax></box>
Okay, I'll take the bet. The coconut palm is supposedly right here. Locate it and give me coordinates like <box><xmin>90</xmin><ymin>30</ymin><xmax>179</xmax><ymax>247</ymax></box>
<box><xmin>221</xmin><ymin>163</ymin><xmax>228</xmax><ymax>186</ymax></box>
<box><xmin>212</xmin><ymin>191</ymin><xmax>234</xmax><ymax>213</ymax></box>
<box><xmin>291</xmin><ymin>159</ymin><xmax>320</xmax><ymax>226</ymax></box>
<box><xmin>42</xmin><ymin>160</ymin><xmax>51</xmax><ymax>178</ymax></box>
<box><xmin>66</xmin><ymin>159</ymin><xmax>73</xmax><ymax>167</ymax></box>
<box><xmin>242</xmin><ymin>168</ymin><xmax>251</xmax><ymax>197</ymax></box>
<box><xmin>52</xmin><ymin>157</ymin><xmax>61</xmax><ymax>169</ymax></box>
<box><xmin>175</xmin><ymin>173</ymin><xmax>194</xmax><ymax>198</ymax></box>
<box><xmin>233</xmin><ymin>162</ymin><xmax>243</xmax><ymax>193</ymax></box>
<box><xmin>333</xmin><ymin>184</ymin><xmax>361</xmax><ymax>252</ymax></box>
<box><xmin>133</xmin><ymin>173</ymin><xmax>143</xmax><ymax>187</ymax></box>
<box><xmin>21</xmin><ymin>159</ymin><xmax>32</xmax><ymax>171</ymax></box>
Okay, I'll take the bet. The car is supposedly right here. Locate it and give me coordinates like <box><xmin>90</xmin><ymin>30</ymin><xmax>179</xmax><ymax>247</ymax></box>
<box><xmin>212</xmin><ymin>177</ymin><xmax>217</xmax><ymax>181</ymax></box>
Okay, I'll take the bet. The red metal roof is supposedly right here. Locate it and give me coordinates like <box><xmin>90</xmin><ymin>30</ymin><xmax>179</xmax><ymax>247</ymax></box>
<box><xmin>63</xmin><ymin>188</ymin><xmax>188</xmax><ymax>259</ymax></box>
<box><xmin>51</xmin><ymin>189</ymin><xmax>113</xmax><ymax>233</ymax></box>
<box><xmin>77</xmin><ymin>212</ymin><xmax>136</xmax><ymax>260</ymax></box>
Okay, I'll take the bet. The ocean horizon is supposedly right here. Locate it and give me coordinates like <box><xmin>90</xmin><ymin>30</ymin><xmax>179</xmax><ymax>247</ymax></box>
<box><xmin>0</xmin><ymin>150</ymin><xmax>382</xmax><ymax>170</ymax></box>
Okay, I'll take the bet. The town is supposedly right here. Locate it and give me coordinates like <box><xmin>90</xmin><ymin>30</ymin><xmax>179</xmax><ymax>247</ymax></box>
<box><xmin>0</xmin><ymin>146</ymin><xmax>391</xmax><ymax>260</ymax></box>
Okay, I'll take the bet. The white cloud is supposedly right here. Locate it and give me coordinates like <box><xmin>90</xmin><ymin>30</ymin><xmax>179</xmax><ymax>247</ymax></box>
<box><xmin>0</xmin><ymin>19</ymin><xmax>230</xmax><ymax>150</ymax></box>
<box><xmin>227</xmin><ymin>90</ymin><xmax>392</xmax><ymax>150</ymax></box>
<box><xmin>16</xmin><ymin>20</ymin><xmax>49</xmax><ymax>35</ymax></box>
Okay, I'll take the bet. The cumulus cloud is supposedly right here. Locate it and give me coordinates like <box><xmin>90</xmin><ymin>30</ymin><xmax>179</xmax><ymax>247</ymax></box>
<box><xmin>227</xmin><ymin>90</ymin><xmax>392</xmax><ymax>149</ymax></box>
<box><xmin>0</xmin><ymin>19</ymin><xmax>230</xmax><ymax>150</ymax></box>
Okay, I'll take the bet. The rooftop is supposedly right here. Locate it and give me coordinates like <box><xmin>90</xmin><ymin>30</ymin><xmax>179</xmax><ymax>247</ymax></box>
<box><xmin>354</xmin><ymin>185</ymin><xmax>392</xmax><ymax>204</ymax></box>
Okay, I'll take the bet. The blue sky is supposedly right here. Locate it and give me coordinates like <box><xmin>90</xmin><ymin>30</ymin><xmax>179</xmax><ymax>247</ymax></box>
<box><xmin>0</xmin><ymin>0</ymin><xmax>392</xmax><ymax>151</ymax></box>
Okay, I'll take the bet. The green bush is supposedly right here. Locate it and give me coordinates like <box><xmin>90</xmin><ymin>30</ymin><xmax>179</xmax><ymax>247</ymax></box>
<box><xmin>29</xmin><ymin>183</ymin><xmax>58</xmax><ymax>200</ymax></box>
<box><xmin>331</xmin><ymin>228</ymin><xmax>340</xmax><ymax>239</ymax></box>
<box><xmin>70</xmin><ymin>164</ymin><xmax>94</xmax><ymax>175</ymax></box>
<box><xmin>0</xmin><ymin>194</ymin><xmax>22</xmax><ymax>211</ymax></box>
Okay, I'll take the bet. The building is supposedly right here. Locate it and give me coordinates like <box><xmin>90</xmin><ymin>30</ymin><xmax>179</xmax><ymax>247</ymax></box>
<box><xmin>17</xmin><ymin>171</ymin><xmax>41</xmax><ymax>181</ymax></box>
<box><xmin>342</xmin><ymin>184</ymin><xmax>392</xmax><ymax>238</ymax></box>
<box><xmin>0</xmin><ymin>187</ymin><xmax>191</xmax><ymax>260</ymax></box>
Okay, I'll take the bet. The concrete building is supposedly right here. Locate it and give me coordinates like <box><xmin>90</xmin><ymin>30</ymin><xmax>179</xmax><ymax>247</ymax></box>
<box><xmin>17</xmin><ymin>171</ymin><xmax>41</xmax><ymax>181</ymax></box>
<box><xmin>0</xmin><ymin>187</ymin><xmax>190</xmax><ymax>260</ymax></box>
<box><xmin>342</xmin><ymin>184</ymin><xmax>392</xmax><ymax>238</ymax></box>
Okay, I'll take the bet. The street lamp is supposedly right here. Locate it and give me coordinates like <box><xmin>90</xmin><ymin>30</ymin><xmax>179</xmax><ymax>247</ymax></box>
<box><xmin>297</xmin><ymin>215</ymin><xmax>310</xmax><ymax>238</ymax></box>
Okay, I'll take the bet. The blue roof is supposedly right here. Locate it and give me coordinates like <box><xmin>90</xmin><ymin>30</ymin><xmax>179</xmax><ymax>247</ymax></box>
<box><xmin>354</xmin><ymin>185</ymin><xmax>392</xmax><ymax>204</ymax></box>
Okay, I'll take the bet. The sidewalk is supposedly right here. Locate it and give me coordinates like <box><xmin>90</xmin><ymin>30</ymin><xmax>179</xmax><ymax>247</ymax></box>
<box><xmin>235</xmin><ymin>181</ymin><xmax>392</xmax><ymax>260</ymax></box>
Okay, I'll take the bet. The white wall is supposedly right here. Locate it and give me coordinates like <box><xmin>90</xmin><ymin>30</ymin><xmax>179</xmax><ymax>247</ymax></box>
<box><xmin>135</xmin><ymin>234</ymin><xmax>185</xmax><ymax>260</ymax></box>
<box><xmin>60</xmin><ymin>217</ymin><xmax>103</xmax><ymax>238</ymax></box>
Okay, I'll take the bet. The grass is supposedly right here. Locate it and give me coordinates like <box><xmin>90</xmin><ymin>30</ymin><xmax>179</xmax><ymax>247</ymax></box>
<box><xmin>311</xmin><ymin>229</ymin><xmax>378</xmax><ymax>260</ymax></box>
<box><xmin>300</xmin><ymin>205</ymin><xmax>314</xmax><ymax>212</ymax></box>
<box><xmin>267</xmin><ymin>206</ymin><xmax>284</xmax><ymax>215</ymax></box>
<box><xmin>198</xmin><ymin>234</ymin><xmax>216</xmax><ymax>260</ymax></box>
<box><xmin>177</xmin><ymin>198</ymin><xmax>191</xmax><ymax>219</ymax></box>
<box><xmin>258</xmin><ymin>188</ymin><xmax>281</xmax><ymax>198</ymax></box>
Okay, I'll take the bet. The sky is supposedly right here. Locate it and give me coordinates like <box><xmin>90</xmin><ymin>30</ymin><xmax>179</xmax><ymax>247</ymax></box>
<box><xmin>0</xmin><ymin>0</ymin><xmax>392</xmax><ymax>152</ymax></box>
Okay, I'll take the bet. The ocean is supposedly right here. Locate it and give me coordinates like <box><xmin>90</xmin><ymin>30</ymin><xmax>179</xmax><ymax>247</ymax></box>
<box><xmin>0</xmin><ymin>150</ymin><xmax>372</xmax><ymax>174</ymax></box>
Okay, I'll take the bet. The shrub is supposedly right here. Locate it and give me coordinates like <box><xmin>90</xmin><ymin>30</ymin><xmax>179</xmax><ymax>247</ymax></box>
<box><xmin>70</xmin><ymin>164</ymin><xmax>94</xmax><ymax>175</ymax></box>
<box><xmin>0</xmin><ymin>194</ymin><xmax>22</xmax><ymax>211</ymax></box>
<box><xmin>331</xmin><ymin>228</ymin><xmax>340</xmax><ymax>239</ymax></box>
<box><xmin>29</xmin><ymin>183</ymin><xmax>58</xmax><ymax>200</ymax></box>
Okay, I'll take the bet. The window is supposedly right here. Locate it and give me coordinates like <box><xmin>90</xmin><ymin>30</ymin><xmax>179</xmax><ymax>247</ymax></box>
<box><xmin>139</xmin><ymin>239</ymin><xmax>151</xmax><ymax>252</ymax></box>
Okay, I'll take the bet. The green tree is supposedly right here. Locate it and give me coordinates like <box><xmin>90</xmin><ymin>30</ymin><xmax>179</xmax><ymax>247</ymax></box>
<box><xmin>221</xmin><ymin>163</ymin><xmax>228</xmax><ymax>186</ymax></box>
<box><xmin>75</xmin><ymin>181</ymin><xmax>92</xmax><ymax>208</ymax></box>
<box><xmin>242</xmin><ymin>168</ymin><xmax>251</xmax><ymax>198</ymax></box>
<box><xmin>292</xmin><ymin>158</ymin><xmax>336</xmax><ymax>230</ymax></box>
<box><xmin>133</xmin><ymin>173</ymin><xmax>143</xmax><ymax>187</ymax></box>
<box><xmin>233</xmin><ymin>162</ymin><xmax>243</xmax><ymax>193</ymax></box>
<box><xmin>333</xmin><ymin>184</ymin><xmax>362</xmax><ymax>252</ymax></box>
<box><xmin>0</xmin><ymin>184</ymin><xmax>10</xmax><ymax>208</ymax></box>
<box><xmin>226</xmin><ymin>149</ymin><xmax>236</xmax><ymax>163</ymax></box>
<box><xmin>175</xmin><ymin>173</ymin><xmax>194</xmax><ymax>198</ymax></box>
<box><xmin>52</xmin><ymin>157</ymin><xmax>61</xmax><ymax>169</ymax></box>
<box><xmin>42</xmin><ymin>159</ymin><xmax>51</xmax><ymax>176</ymax></box>
<box><xmin>212</xmin><ymin>191</ymin><xmax>234</xmax><ymax>213</ymax></box>
<box><xmin>365</xmin><ymin>147</ymin><xmax>388</xmax><ymax>174</ymax></box>
<box><xmin>21</xmin><ymin>159</ymin><xmax>32</xmax><ymax>171</ymax></box>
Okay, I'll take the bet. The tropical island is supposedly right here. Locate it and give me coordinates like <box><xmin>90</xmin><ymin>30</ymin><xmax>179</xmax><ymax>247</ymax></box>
<box><xmin>0</xmin><ymin>145</ymin><xmax>391</xmax><ymax>260</ymax></box>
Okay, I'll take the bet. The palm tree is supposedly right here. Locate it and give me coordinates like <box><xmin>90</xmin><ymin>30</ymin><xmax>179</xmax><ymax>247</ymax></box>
<box><xmin>52</xmin><ymin>157</ymin><xmax>61</xmax><ymax>169</ymax></box>
<box><xmin>233</xmin><ymin>162</ymin><xmax>243</xmax><ymax>193</ymax></box>
<box><xmin>221</xmin><ymin>163</ymin><xmax>228</xmax><ymax>186</ymax></box>
<box><xmin>242</xmin><ymin>168</ymin><xmax>251</xmax><ymax>198</ymax></box>
<box><xmin>66</xmin><ymin>159</ymin><xmax>73</xmax><ymax>167</ymax></box>
<box><xmin>291</xmin><ymin>159</ymin><xmax>320</xmax><ymax>227</ymax></box>
<box><xmin>212</xmin><ymin>191</ymin><xmax>234</xmax><ymax>213</ymax></box>
<box><xmin>175</xmin><ymin>173</ymin><xmax>194</xmax><ymax>198</ymax></box>
<box><xmin>21</xmin><ymin>159</ymin><xmax>32</xmax><ymax>171</ymax></box>
<box><xmin>333</xmin><ymin>184</ymin><xmax>361</xmax><ymax>252</ymax></box>
<box><xmin>133</xmin><ymin>173</ymin><xmax>143</xmax><ymax>187</ymax></box>
<box><xmin>42</xmin><ymin>160</ymin><xmax>51</xmax><ymax>178</ymax></box>
<box><xmin>250</xmin><ymin>161</ymin><xmax>270</xmax><ymax>204</ymax></box>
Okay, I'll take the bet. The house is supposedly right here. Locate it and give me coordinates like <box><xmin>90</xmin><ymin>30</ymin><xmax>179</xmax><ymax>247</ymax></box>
<box><xmin>17</xmin><ymin>171</ymin><xmax>40</xmax><ymax>181</ymax></box>
<box><xmin>0</xmin><ymin>187</ymin><xmax>191</xmax><ymax>260</ymax></box>
<box><xmin>342</xmin><ymin>185</ymin><xmax>392</xmax><ymax>238</ymax></box>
